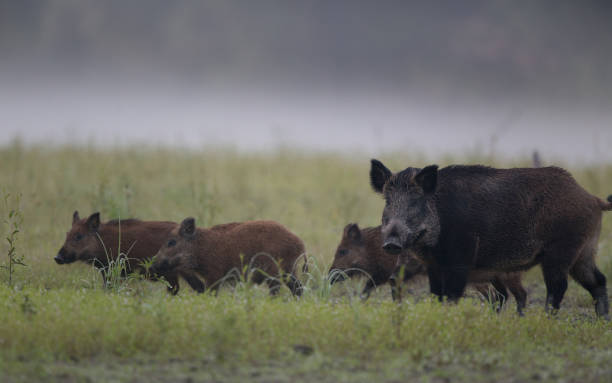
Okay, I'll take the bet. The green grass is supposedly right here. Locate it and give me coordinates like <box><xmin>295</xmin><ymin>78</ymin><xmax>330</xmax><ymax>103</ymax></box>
<box><xmin>1</xmin><ymin>144</ymin><xmax>611</xmax><ymax>382</ymax></box>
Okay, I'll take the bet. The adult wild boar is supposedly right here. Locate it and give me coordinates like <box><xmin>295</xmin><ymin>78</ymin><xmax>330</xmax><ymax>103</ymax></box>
<box><xmin>55</xmin><ymin>211</ymin><xmax>195</xmax><ymax>294</ymax></box>
<box><xmin>370</xmin><ymin>160</ymin><xmax>611</xmax><ymax>318</ymax></box>
<box><xmin>150</xmin><ymin>217</ymin><xmax>306</xmax><ymax>295</ymax></box>
<box><xmin>330</xmin><ymin>223</ymin><xmax>527</xmax><ymax>313</ymax></box>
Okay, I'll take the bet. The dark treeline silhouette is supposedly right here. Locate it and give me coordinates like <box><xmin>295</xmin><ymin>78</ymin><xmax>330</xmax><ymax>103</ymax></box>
<box><xmin>1</xmin><ymin>0</ymin><xmax>611</xmax><ymax>101</ymax></box>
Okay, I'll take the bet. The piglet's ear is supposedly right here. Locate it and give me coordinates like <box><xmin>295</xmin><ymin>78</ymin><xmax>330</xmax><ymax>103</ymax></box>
<box><xmin>86</xmin><ymin>212</ymin><xmax>101</xmax><ymax>231</ymax></box>
<box><xmin>72</xmin><ymin>211</ymin><xmax>80</xmax><ymax>225</ymax></box>
<box><xmin>370</xmin><ymin>159</ymin><xmax>392</xmax><ymax>194</ymax></box>
<box><xmin>179</xmin><ymin>217</ymin><xmax>196</xmax><ymax>238</ymax></box>
<box><xmin>414</xmin><ymin>165</ymin><xmax>438</xmax><ymax>194</ymax></box>
<box><xmin>344</xmin><ymin>223</ymin><xmax>362</xmax><ymax>242</ymax></box>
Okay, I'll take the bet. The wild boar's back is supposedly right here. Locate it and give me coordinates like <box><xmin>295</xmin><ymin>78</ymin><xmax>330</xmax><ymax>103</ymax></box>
<box><xmin>433</xmin><ymin>166</ymin><xmax>602</xmax><ymax>271</ymax></box>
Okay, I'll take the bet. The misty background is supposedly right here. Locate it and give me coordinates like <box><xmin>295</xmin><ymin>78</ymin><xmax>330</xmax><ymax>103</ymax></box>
<box><xmin>1</xmin><ymin>0</ymin><xmax>611</xmax><ymax>163</ymax></box>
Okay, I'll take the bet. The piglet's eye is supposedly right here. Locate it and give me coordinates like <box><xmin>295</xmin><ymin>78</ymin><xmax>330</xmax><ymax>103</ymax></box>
<box><xmin>167</xmin><ymin>239</ymin><xmax>177</xmax><ymax>247</ymax></box>
<box><xmin>74</xmin><ymin>233</ymin><xmax>83</xmax><ymax>241</ymax></box>
<box><xmin>338</xmin><ymin>249</ymin><xmax>348</xmax><ymax>257</ymax></box>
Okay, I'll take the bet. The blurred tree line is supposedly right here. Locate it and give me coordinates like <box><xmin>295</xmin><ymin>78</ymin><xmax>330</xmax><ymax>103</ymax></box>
<box><xmin>1</xmin><ymin>0</ymin><xmax>610</xmax><ymax>100</ymax></box>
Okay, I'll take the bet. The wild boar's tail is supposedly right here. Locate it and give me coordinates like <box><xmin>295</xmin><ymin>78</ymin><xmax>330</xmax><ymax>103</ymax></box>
<box><xmin>601</xmin><ymin>195</ymin><xmax>612</xmax><ymax>211</ymax></box>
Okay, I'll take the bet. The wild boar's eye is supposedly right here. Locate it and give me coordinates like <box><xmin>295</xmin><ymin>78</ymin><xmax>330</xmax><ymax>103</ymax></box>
<box><xmin>338</xmin><ymin>249</ymin><xmax>348</xmax><ymax>257</ymax></box>
<box><xmin>167</xmin><ymin>239</ymin><xmax>177</xmax><ymax>247</ymax></box>
<box><xmin>74</xmin><ymin>233</ymin><xmax>83</xmax><ymax>242</ymax></box>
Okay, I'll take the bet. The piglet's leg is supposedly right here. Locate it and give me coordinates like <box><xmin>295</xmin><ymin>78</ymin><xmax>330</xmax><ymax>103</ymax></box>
<box><xmin>165</xmin><ymin>273</ymin><xmax>180</xmax><ymax>295</ymax></box>
<box><xmin>504</xmin><ymin>274</ymin><xmax>527</xmax><ymax>316</ymax></box>
<box><xmin>182</xmin><ymin>271</ymin><xmax>206</xmax><ymax>293</ymax></box>
<box><xmin>360</xmin><ymin>279</ymin><xmax>376</xmax><ymax>301</ymax></box>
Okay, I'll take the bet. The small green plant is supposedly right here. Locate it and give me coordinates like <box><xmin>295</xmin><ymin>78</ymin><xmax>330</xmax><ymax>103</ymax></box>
<box><xmin>139</xmin><ymin>257</ymin><xmax>155</xmax><ymax>282</ymax></box>
<box><xmin>94</xmin><ymin>218</ymin><xmax>137</xmax><ymax>292</ymax></box>
<box><xmin>1</xmin><ymin>191</ymin><xmax>26</xmax><ymax>286</ymax></box>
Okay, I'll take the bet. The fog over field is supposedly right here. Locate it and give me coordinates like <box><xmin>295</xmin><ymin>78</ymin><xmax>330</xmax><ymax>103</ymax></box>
<box><xmin>1</xmin><ymin>0</ymin><xmax>611</xmax><ymax>163</ymax></box>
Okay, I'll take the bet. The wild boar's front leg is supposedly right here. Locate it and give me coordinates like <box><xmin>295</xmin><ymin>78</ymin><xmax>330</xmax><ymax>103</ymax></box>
<box><xmin>442</xmin><ymin>267</ymin><xmax>469</xmax><ymax>303</ymax></box>
<box><xmin>388</xmin><ymin>277</ymin><xmax>399</xmax><ymax>302</ymax></box>
<box><xmin>164</xmin><ymin>273</ymin><xmax>180</xmax><ymax>295</ymax></box>
<box><xmin>99</xmin><ymin>268</ymin><xmax>109</xmax><ymax>289</ymax></box>
<box><xmin>427</xmin><ymin>262</ymin><xmax>469</xmax><ymax>302</ymax></box>
<box><xmin>439</xmin><ymin>236</ymin><xmax>479</xmax><ymax>303</ymax></box>
<box><xmin>427</xmin><ymin>266</ymin><xmax>444</xmax><ymax>300</ymax></box>
<box><xmin>182</xmin><ymin>271</ymin><xmax>206</xmax><ymax>293</ymax></box>
<box><xmin>360</xmin><ymin>279</ymin><xmax>376</xmax><ymax>301</ymax></box>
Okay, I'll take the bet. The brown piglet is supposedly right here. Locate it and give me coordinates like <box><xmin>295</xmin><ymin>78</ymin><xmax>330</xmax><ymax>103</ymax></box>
<box><xmin>55</xmin><ymin>211</ymin><xmax>189</xmax><ymax>293</ymax></box>
<box><xmin>330</xmin><ymin>223</ymin><xmax>527</xmax><ymax>314</ymax></box>
<box><xmin>329</xmin><ymin>223</ymin><xmax>426</xmax><ymax>300</ymax></box>
<box><xmin>150</xmin><ymin>218</ymin><xmax>307</xmax><ymax>295</ymax></box>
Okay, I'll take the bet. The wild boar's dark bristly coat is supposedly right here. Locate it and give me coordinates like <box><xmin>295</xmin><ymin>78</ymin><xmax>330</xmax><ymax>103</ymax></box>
<box><xmin>370</xmin><ymin>160</ymin><xmax>610</xmax><ymax>318</ymax></box>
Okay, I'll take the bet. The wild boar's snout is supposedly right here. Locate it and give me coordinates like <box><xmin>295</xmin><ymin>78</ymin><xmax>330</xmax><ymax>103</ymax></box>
<box><xmin>381</xmin><ymin>219</ymin><xmax>406</xmax><ymax>255</ymax></box>
<box><xmin>150</xmin><ymin>258</ymin><xmax>169</xmax><ymax>275</ymax></box>
<box><xmin>382</xmin><ymin>238</ymin><xmax>402</xmax><ymax>255</ymax></box>
<box><xmin>55</xmin><ymin>247</ymin><xmax>69</xmax><ymax>264</ymax></box>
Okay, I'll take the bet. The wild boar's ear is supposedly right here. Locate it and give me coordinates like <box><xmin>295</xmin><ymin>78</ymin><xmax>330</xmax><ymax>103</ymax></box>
<box><xmin>370</xmin><ymin>159</ymin><xmax>392</xmax><ymax>193</ymax></box>
<box><xmin>346</xmin><ymin>223</ymin><xmax>362</xmax><ymax>242</ymax></box>
<box><xmin>86</xmin><ymin>212</ymin><xmax>101</xmax><ymax>231</ymax></box>
<box><xmin>72</xmin><ymin>211</ymin><xmax>80</xmax><ymax>225</ymax></box>
<box><xmin>179</xmin><ymin>217</ymin><xmax>196</xmax><ymax>238</ymax></box>
<box><xmin>415</xmin><ymin>165</ymin><xmax>438</xmax><ymax>194</ymax></box>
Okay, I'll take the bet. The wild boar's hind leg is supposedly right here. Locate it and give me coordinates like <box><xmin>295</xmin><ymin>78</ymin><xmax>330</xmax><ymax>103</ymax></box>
<box><xmin>286</xmin><ymin>274</ymin><xmax>304</xmax><ymax>297</ymax></box>
<box><xmin>569</xmin><ymin>247</ymin><xmax>609</xmax><ymax>319</ymax></box>
<box><xmin>541</xmin><ymin>261</ymin><xmax>570</xmax><ymax>314</ymax></box>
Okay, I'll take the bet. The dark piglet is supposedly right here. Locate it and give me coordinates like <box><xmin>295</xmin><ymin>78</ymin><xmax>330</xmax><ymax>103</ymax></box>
<box><xmin>370</xmin><ymin>160</ymin><xmax>611</xmax><ymax>318</ymax></box>
<box><xmin>330</xmin><ymin>223</ymin><xmax>526</xmax><ymax>313</ymax></box>
<box><xmin>55</xmin><ymin>211</ymin><xmax>186</xmax><ymax>293</ymax></box>
<box><xmin>150</xmin><ymin>218</ymin><xmax>306</xmax><ymax>295</ymax></box>
<box><xmin>329</xmin><ymin>223</ymin><xmax>426</xmax><ymax>300</ymax></box>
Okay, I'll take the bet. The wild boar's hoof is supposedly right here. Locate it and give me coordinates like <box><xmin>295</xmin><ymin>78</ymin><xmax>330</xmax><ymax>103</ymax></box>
<box><xmin>595</xmin><ymin>298</ymin><xmax>610</xmax><ymax>320</ymax></box>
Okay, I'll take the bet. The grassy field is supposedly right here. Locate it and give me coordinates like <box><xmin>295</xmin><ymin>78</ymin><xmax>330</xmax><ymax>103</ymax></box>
<box><xmin>0</xmin><ymin>144</ymin><xmax>611</xmax><ymax>382</ymax></box>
